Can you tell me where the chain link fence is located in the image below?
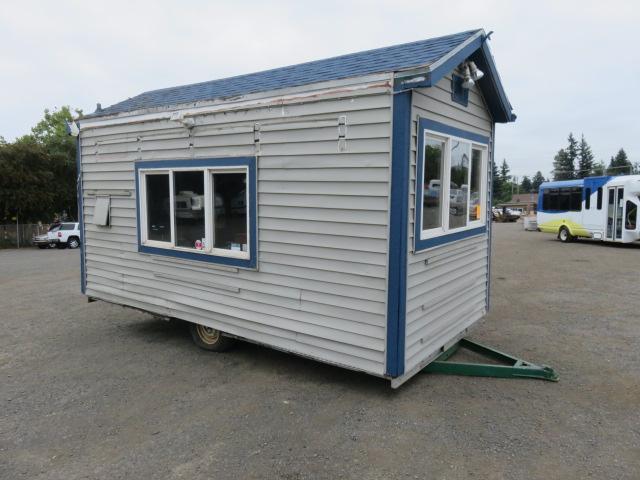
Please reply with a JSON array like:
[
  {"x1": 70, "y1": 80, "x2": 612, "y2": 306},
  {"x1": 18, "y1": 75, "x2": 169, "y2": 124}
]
[{"x1": 0, "y1": 224, "x2": 51, "y2": 248}]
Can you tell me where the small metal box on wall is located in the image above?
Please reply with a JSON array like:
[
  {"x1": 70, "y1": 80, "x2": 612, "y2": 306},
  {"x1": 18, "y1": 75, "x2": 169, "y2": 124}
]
[{"x1": 76, "y1": 29, "x2": 515, "y2": 388}]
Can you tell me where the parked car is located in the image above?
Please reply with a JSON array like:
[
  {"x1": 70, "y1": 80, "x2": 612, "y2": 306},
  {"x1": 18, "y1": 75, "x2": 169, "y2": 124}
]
[
  {"x1": 33, "y1": 224, "x2": 62, "y2": 249},
  {"x1": 54, "y1": 222, "x2": 82, "y2": 249}
]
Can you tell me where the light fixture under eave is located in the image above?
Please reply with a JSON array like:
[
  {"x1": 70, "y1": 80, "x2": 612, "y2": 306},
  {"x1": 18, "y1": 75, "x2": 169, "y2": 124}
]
[
  {"x1": 468, "y1": 61, "x2": 484, "y2": 81},
  {"x1": 461, "y1": 64, "x2": 475, "y2": 89}
]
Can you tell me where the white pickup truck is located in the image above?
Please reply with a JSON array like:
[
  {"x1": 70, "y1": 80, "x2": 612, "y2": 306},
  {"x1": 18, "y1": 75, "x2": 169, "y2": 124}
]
[{"x1": 33, "y1": 222, "x2": 81, "y2": 249}]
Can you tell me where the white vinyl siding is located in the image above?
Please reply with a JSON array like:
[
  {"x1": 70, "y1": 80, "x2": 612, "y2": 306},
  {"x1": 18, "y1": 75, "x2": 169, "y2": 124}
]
[
  {"x1": 405, "y1": 75, "x2": 493, "y2": 373},
  {"x1": 80, "y1": 86, "x2": 392, "y2": 375}
]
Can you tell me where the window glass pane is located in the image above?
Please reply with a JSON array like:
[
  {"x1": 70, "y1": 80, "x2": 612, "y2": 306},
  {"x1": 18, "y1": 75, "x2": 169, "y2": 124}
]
[
  {"x1": 213, "y1": 172, "x2": 248, "y2": 251},
  {"x1": 569, "y1": 187, "x2": 582, "y2": 211},
  {"x1": 469, "y1": 149, "x2": 482, "y2": 221},
  {"x1": 558, "y1": 188, "x2": 570, "y2": 211},
  {"x1": 449, "y1": 140, "x2": 470, "y2": 229},
  {"x1": 146, "y1": 174, "x2": 171, "y2": 242},
  {"x1": 585, "y1": 188, "x2": 591, "y2": 210},
  {"x1": 597, "y1": 187, "x2": 603, "y2": 210},
  {"x1": 625, "y1": 201, "x2": 637, "y2": 230},
  {"x1": 174, "y1": 171, "x2": 205, "y2": 249},
  {"x1": 422, "y1": 138, "x2": 445, "y2": 231},
  {"x1": 616, "y1": 188, "x2": 624, "y2": 238}
]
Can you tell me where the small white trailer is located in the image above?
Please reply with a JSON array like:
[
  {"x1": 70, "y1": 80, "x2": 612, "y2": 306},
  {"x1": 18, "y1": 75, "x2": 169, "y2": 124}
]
[{"x1": 75, "y1": 29, "x2": 520, "y2": 387}]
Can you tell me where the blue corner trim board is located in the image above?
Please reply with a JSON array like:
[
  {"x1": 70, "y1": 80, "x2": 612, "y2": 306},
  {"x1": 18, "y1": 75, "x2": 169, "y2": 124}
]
[
  {"x1": 414, "y1": 117, "x2": 490, "y2": 253},
  {"x1": 134, "y1": 157, "x2": 258, "y2": 269},
  {"x1": 386, "y1": 91, "x2": 411, "y2": 377},
  {"x1": 76, "y1": 132, "x2": 86, "y2": 294}
]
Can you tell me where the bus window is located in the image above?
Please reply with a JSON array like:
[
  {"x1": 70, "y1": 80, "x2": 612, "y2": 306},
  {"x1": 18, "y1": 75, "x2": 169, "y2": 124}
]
[
  {"x1": 569, "y1": 187, "x2": 582, "y2": 211},
  {"x1": 597, "y1": 187, "x2": 603, "y2": 210},
  {"x1": 558, "y1": 188, "x2": 570, "y2": 211},
  {"x1": 585, "y1": 188, "x2": 591, "y2": 209},
  {"x1": 626, "y1": 201, "x2": 637, "y2": 230}
]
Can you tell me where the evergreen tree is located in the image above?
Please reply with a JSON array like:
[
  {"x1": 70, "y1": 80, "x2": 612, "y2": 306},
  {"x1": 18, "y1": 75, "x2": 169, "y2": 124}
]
[
  {"x1": 520, "y1": 175, "x2": 532, "y2": 193},
  {"x1": 553, "y1": 149, "x2": 574, "y2": 180},
  {"x1": 531, "y1": 171, "x2": 546, "y2": 191},
  {"x1": 498, "y1": 159, "x2": 511, "y2": 202},
  {"x1": 491, "y1": 159, "x2": 502, "y2": 202},
  {"x1": 566, "y1": 133, "x2": 578, "y2": 173},
  {"x1": 576, "y1": 134, "x2": 594, "y2": 178},
  {"x1": 607, "y1": 148, "x2": 632, "y2": 176},
  {"x1": 592, "y1": 161, "x2": 606, "y2": 176}
]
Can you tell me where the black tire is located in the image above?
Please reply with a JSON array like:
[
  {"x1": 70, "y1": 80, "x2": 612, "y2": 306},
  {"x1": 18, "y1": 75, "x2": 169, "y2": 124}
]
[
  {"x1": 56, "y1": 242, "x2": 68, "y2": 249},
  {"x1": 189, "y1": 323, "x2": 235, "y2": 352},
  {"x1": 37, "y1": 245, "x2": 48, "y2": 249},
  {"x1": 67, "y1": 236, "x2": 80, "y2": 249},
  {"x1": 558, "y1": 226, "x2": 574, "y2": 243}
]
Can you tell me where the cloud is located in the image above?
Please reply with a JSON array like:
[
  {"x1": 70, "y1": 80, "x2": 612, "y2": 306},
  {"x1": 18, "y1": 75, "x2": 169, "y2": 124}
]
[{"x1": 1, "y1": 0, "x2": 638, "y2": 176}]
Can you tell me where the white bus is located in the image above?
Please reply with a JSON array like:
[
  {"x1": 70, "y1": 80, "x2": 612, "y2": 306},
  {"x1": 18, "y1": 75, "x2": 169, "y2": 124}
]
[{"x1": 537, "y1": 175, "x2": 640, "y2": 243}]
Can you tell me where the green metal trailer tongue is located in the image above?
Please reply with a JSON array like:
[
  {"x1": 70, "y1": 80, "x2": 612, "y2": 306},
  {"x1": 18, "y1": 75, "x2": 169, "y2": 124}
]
[{"x1": 423, "y1": 338, "x2": 559, "y2": 382}]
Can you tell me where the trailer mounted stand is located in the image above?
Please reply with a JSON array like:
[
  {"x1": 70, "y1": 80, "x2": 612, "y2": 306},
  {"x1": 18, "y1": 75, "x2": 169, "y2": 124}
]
[{"x1": 423, "y1": 338, "x2": 559, "y2": 382}]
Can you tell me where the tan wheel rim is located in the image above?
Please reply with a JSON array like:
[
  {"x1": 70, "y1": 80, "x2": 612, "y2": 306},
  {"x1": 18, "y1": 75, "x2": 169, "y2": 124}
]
[{"x1": 196, "y1": 325, "x2": 220, "y2": 345}]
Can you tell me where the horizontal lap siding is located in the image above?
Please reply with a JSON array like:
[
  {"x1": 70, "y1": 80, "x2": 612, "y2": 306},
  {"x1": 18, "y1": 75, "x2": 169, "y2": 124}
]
[
  {"x1": 81, "y1": 90, "x2": 392, "y2": 376},
  {"x1": 405, "y1": 77, "x2": 493, "y2": 373}
]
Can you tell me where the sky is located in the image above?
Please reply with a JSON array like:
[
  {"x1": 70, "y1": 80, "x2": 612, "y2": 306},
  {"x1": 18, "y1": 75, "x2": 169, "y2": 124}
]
[{"x1": 1, "y1": 0, "x2": 639, "y2": 178}]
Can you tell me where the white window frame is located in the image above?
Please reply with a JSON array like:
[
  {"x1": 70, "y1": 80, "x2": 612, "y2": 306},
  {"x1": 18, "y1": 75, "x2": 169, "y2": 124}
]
[
  {"x1": 420, "y1": 129, "x2": 488, "y2": 241},
  {"x1": 138, "y1": 166, "x2": 250, "y2": 260}
]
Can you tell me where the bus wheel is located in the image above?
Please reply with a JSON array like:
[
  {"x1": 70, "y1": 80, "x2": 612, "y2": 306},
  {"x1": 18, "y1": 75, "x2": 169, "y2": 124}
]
[
  {"x1": 189, "y1": 323, "x2": 235, "y2": 352},
  {"x1": 558, "y1": 226, "x2": 574, "y2": 243}
]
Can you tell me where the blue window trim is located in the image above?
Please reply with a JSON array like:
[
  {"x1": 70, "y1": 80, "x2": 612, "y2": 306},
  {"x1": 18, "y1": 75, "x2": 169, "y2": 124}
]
[
  {"x1": 451, "y1": 74, "x2": 469, "y2": 107},
  {"x1": 414, "y1": 118, "x2": 490, "y2": 252},
  {"x1": 385, "y1": 91, "x2": 411, "y2": 378},
  {"x1": 134, "y1": 157, "x2": 258, "y2": 269}
]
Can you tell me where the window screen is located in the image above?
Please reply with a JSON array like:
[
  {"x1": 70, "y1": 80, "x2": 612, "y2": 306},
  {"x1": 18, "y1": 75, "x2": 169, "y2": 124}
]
[
  {"x1": 174, "y1": 171, "x2": 205, "y2": 249},
  {"x1": 213, "y1": 172, "x2": 248, "y2": 252},
  {"x1": 146, "y1": 174, "x2": 171, "y2": 242},
  {"x1": 449, "y1": 140, "x2": 470, "y2": 229},
  {"x1": 422, "y1": 137, "x2": 445, "y2": 231},
  {"x1": 469, "y1": 149, "x2": 482, "y2": 221},
  {"x1": 93, "y1": 196, "x2": 111, "y2": 226}
]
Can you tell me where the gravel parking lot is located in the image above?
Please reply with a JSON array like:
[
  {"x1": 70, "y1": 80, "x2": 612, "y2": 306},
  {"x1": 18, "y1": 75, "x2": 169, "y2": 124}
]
[{"x1": 1, "y1": 223, "x2": 639, "y2": 479}]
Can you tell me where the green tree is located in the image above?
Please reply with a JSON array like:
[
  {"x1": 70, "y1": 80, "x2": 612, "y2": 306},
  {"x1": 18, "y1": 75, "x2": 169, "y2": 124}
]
[
  {"x1": 576, "y1": 134, "x2": 594, "y2": 178},
  {"x1": 22, "y1": 106, "x2": 81, "y2": 219},
  {"x1": 531, "y1": 171, "x2": 546, "y2": 191},
  {"x1": 553, "y1": 149, "x2": 573, "y2": 180},
  {"x1": 491, "y1": 159, "x2": 502, "y2": 202},
  {"x1": 607, "y1": 148, "x2": 632, "y2": 176},
  {"x1": 520, "y1": 175, "x2": 532, "y2": 193},
  {"x1": 592, "y1": 161, "x2": 606, "y2": 176},
  {"x1": 566, "y1": 133, "x2": 578, "y2": 175},
  {"x1": 495, "y1": 159, "x2": 512, "y2": 203},
  {"x1": 0, "y1": 140, "x2": 57, "y2": 222}
]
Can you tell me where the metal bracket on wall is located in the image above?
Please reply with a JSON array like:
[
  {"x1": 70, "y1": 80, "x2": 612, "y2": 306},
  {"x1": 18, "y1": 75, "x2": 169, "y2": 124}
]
[
  {"x1": 422, "y1": 338, "x2": 558, "y2": 382},
  {"x1": 254, "y1": 123, "x2": 261, "y2": 154},
  {"x1": 338, "y1": 115, "x2": 347, "y2": 151}
]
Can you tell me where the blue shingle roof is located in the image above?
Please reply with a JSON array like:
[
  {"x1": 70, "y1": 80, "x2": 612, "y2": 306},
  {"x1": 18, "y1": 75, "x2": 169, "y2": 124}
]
[{"x1": 89, "y1": 29, "x2": 482, "y2": 118}]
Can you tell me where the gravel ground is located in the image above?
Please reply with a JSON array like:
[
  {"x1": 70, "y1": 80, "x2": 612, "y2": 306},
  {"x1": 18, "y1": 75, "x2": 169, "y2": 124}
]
[{"x1": 1, "y1": 223, "x2": 639, "y2": 479}]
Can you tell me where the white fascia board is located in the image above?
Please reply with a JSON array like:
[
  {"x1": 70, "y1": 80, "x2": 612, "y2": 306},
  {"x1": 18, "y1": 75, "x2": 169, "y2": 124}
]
[{"x1": 80, "y1": 73, "x2": 394, "y2": 131}]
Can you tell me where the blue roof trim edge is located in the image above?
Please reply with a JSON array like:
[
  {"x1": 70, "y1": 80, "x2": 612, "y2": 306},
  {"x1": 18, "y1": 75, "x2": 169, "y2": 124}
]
[
  {"x1": 386, "y1": 91, "x2": 411, "y2": 378},
  {"x1": 134, "y1": 157, "x2": 258, "y2": 269}
]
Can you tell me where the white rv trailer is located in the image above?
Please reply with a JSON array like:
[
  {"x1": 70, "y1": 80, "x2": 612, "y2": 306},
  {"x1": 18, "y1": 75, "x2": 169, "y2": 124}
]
[
  {"x1": 75, "y1": 29, "x2": 516, "y2": 387},
  {"x1": 537, "y1": 175, "x2": 640, "y2": 243}
]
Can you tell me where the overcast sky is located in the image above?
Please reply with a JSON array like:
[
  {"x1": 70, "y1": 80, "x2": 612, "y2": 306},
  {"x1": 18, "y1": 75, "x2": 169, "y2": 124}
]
[{"x1": 1, "y1": 1, "x2": 638, "y2": 178}]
